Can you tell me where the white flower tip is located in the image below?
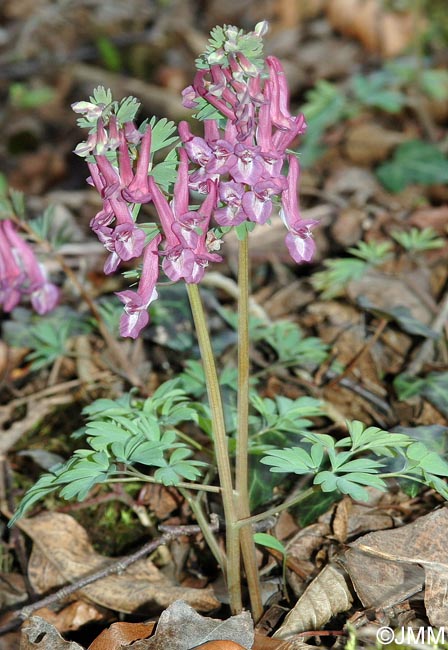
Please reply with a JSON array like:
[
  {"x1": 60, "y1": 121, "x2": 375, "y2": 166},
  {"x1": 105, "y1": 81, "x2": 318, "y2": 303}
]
[{"x1": 255, "y1": 21, "x2": 269, "y2": 37}]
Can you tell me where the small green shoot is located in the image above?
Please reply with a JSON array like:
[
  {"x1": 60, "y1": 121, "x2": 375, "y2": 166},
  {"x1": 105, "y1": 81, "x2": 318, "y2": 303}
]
[
  {"x1": 391, "y1": 227, "x2": 445, "y2": 252},
  {"x1": 376, "y1": 140, "x2": 448, "y2": 193}
]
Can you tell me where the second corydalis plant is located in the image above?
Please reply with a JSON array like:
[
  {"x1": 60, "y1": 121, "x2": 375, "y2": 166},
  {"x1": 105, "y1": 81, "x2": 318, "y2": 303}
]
[
  {"x1": 72, "y1": 22, "x2": 314, "y2": 340},
  {"x1": 0, "y1": 219, "x2": 59, "y2": 315}
]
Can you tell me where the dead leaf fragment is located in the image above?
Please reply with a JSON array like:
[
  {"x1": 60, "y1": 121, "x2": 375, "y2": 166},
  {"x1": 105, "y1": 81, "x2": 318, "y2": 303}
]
[
  {"x1": 345, "y1": 507, "x2": 448, "y2": 626},
  {"x1": 33, "y1": 601, "x2": 104, "y2": 634},
  {"x1": 88, "y1": 622, "x2": 156, "y2": 650},
  {"x1": 19, "y1": 513, "x2": 218, "y2": 614},
  {"x1": 344, "y1": 122, "x2": 405, "y2": 165},
  {"x1": 273, "y1": 565, "x2": 352, "y2": 637},
  {"x1": 128, "y1": 600, "x2": 254, "y2": 650},
  {"x1": 20, "y1": 617, "x2": 84, "y2": 650}
]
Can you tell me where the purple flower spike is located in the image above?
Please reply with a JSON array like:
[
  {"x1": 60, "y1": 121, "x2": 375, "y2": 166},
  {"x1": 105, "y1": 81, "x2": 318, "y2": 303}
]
[
  {"x1": 148, "y1": 176, "x2": 180, "y2": 249},
  {"x1": 117, "y1": 234, "x2": 162, "y2": 338}
]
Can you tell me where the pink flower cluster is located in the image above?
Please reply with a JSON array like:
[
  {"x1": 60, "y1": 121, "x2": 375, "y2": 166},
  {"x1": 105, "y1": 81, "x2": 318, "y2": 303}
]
[
  {"x1": 75, "y1": 29, "x2": 314, "y2": 338},
  {"x1": 0, "y1": 220, "x2": 59, "y2": 315},
  {"x1": 180, "y1": 54, "x2": 316, "y2": 263}
]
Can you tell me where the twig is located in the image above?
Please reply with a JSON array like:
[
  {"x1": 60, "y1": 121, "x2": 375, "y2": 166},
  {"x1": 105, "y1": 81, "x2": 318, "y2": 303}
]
[
  {"x1": 326, "y1": 318, "x2": 388, "y2": 390},
  {"x1": 405, "y1": 290, "x2": 448, "y2": 376},
  {"x1": 0, "y1": 522, "x2": 212, "y2": 636},
  {"x1": 0, "y1": 372, "x2": 112, "y2": 414}
]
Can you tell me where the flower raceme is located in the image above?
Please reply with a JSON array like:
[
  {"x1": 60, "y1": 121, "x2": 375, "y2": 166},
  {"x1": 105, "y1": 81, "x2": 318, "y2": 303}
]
[
  {"x1": 74, "y1": 23, "x2": 316, "y2": 338},
  {"x1": 0, "y1": 220, "x2": 59, "y2": 315}
]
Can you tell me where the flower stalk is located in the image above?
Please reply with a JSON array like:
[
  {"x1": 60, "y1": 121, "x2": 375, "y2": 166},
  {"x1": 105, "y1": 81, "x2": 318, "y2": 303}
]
[
  {"x1": 235, "y1": 236, "x2": 263, "y2": 621},
  {"x1": 187, "y1": 283, "x2": 242, "y2": 612}
]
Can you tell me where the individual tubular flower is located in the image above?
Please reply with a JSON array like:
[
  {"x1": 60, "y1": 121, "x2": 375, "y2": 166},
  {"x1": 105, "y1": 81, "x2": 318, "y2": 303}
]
[
  {"x1": 0, "y1": 220, "x2": 59, "y2": 315},
  {"x1": 116, "y1": 234, "x2": 162, "y2": 339},
  {"x1": 281, "y1": 155, "x2": 317, "y2": 263},
  {"x1": 148, "y1": 150, "x2": 194, "y2": 282}
]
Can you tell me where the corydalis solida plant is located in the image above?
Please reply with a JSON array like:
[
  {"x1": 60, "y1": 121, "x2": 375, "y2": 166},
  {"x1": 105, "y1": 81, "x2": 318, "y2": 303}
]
[
  {"x1": 70, "y1": 22, "x2": 312, "y2": 617},
  {"x1": 72, "y1": 22, "x2": 314, "y2": 339}
]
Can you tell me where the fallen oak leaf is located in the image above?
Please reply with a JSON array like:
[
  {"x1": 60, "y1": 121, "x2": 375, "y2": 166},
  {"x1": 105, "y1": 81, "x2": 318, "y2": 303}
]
[{"x1": 88, "y1": 622, "x2": 156, "y2": 650}]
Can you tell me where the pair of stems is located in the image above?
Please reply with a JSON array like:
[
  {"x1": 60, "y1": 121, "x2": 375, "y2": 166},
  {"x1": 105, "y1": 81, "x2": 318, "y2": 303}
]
[{"x1": 187, "y1": 236, "x2": 263, "y2": 620}]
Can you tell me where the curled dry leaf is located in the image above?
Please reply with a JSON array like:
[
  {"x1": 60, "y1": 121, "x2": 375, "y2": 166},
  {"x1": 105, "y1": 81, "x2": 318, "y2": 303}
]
[{"x1": 273, "y1": 565, "x2": 352, "y2": 637}]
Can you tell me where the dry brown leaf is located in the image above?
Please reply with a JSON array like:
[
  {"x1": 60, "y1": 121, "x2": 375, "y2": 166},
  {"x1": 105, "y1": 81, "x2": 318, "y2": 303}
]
[
  {"x1": 88, "y1": 622, "x2": 155, "y2": 650},
  {"x1": 330, "y1": 208, "x2": 365, "y2": 248},
  {"x1": 344, "y1": 122, "x2": 406, "y2": 165},
  {"x1": 286, "y1": 521, "x2": 330, "y2": 579},
  {"x1": 326, "y1": 0, "x2": 425, "y2": 57},
  {"x1": 273, "y1": 565, "x2": 352, "y2": 637},
  {"x1": 125, "y1": 600, "x2": 254, "y2": 650},
  {"x1": 19, "y1": 513, "x2": 219, "y2": 614},
  {"x1": 19, "y1": 617, "x2": 84, "y2": 650},
  {"x1": 345, "y1": 507, "x2": 448, "y2": 626},
  {"x1": 347, "y1": 268, "x2": 435, "y2": 324},
  {"x1": 409, "y1": 206, "x2": 448, "y2": 235},
  {"x1": 331, "y1": 498, "x2": 351, "y2": 544},
  {"x1": 33, "y1": 602, "x2": 105, "y2": 634},
  {"x1": 0, "y1": 573, "x2": 27, "y2": 609}
]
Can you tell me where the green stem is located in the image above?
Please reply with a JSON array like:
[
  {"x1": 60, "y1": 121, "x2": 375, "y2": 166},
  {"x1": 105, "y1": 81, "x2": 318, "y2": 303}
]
[
  {"x1": 187, "y1": 283, "x2": 242, "y2": 613},
  {"x1": 234, "y1": 487, "x2": 317, "y2": 529},
  {"x1": 118, "y1": 472, "x2": 221, "y2": 493},
  {"x1": 235, "y1": 236, "x2": 263, "y2": 621},
  {"x1": 178, "y1": 487, "x2": 224, "y2": 570}
]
